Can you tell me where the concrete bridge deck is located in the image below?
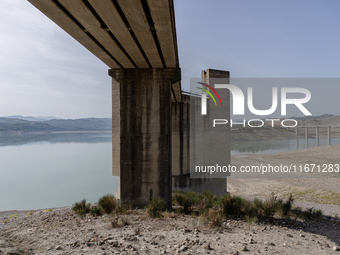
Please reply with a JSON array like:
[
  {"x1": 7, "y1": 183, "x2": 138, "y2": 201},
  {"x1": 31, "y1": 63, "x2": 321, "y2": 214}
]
[{"x1": 28, "y1": 0, "x2": 182, "y2": 102}]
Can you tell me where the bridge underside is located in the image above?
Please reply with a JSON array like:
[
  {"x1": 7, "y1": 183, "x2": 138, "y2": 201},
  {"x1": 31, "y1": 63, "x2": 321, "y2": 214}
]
[
  {"x1": 28, "y1": 0, "x2": 182, "y2": 102},
  {"x1": 28, "y1": 0, "x2": 229, "y2": 208}
]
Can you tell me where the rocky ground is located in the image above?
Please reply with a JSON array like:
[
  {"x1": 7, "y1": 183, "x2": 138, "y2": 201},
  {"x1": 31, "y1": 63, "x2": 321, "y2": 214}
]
[
  {"x1": 1, "y1": 207, "x2": 340, "y2": 255},
  {"x1": 229, "y1": 144, "x2": 340, "y2": 217}
]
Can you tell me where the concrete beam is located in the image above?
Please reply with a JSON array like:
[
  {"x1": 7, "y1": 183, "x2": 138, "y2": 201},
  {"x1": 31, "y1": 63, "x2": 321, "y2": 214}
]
[
  {"x1": 59, "y1": 0, "x2": 134, "y2": 68},
  {"x1": 148, "y1": 0, "x2": 177, "y2": 68},
  {"x1": 28, "y1": 0, "x2": 120, "y2": 68},
  {"x1": 117, "y1": 0, "x2": 164, "y2": 68},
  {"x1": 171, "y1": 81, "x2": 182, "y2": 102},
  {"x1": 89, "y1": 0, "x2": 149, "y2": 68}
]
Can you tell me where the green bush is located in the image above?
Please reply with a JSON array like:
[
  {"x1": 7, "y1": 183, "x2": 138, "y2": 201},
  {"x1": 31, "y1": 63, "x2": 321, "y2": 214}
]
[
  {"x1": 291, "y1": 207, "x2": 302, "y2": 218},
  {"x1": 171, "y1": 191, "x2": 323, "y2": 223},
  {"x1": 302, "y1": 208, "x2": 313, "y2": 220},
  {"x1": 72, "y1": 199, "x2": 90, "y2": 216},
  {"x1": 173, "y1": 191, "x2": 217, "y2": 214},
  {"x1": 250, "y1": 198, "x2": 264, "y2": 217},
  {"x1": 145, "y1": 198, "x2": 165, "y2": 218},
  {"x1": 202, "y1": 191, "x2": 216, "y2": 208},
  {"x1": 186, "y1": 191, "x2": 204, "y2": 206},
  {"x1": 279, "y1": 195, "x2": 294, "y2": 217},
  {"x1": 173, "y1": 191, "x2": 192, "y2": 213},
  {"x1": 301, "y1": 208, "x2": 323, "y2": 220},
  {"x1": 115, "y1": 201, "x2": 131, "y2": 215},
  {"x1": 245, "y1": 215, "x2": 258, "y2": 229},
  {"x1": 90, "y1": 206, "x2": 103, "y2": 217},
  {"x1": 220, "y1": 194, "x2": 247, "y2": 217},
  {"x1": 98, "y1": 194, "x2": 117, "y2": 214},
  {"x1": 263, "y1": 193, "x2": 280, "y2": 219},
  {"x1": 312, "y1": 209, "x2": 323, "y2": 220}
]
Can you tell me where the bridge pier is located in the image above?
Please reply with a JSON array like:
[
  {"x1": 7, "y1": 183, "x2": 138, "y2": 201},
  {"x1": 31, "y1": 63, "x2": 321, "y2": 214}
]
[
  {"x1": 316, "y1": 126, "x2": 319, "y2": 146},
  {"x1": 109, "y1": 68, "x2": 180, "y2": 209},
  {"x1": 328, "y1": 126, "x2": 331, "y2": 145}
]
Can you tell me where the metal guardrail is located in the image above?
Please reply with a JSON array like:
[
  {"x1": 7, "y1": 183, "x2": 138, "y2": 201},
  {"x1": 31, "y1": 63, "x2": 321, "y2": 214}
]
[{"x1": 181, "y1": 89, "x2": 201, "y2": 98}]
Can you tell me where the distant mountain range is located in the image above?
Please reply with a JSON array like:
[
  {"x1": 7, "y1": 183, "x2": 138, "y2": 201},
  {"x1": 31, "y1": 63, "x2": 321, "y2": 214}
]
[
  {"x1": 288, "y1": 114, "x2": 334, "y2": 121},
  {"x1": 0, "y1": 116, "x2": 112, "y2": 135},
  {"x1": 4, "y1": 115, "x2": 57, "y2": 122}
]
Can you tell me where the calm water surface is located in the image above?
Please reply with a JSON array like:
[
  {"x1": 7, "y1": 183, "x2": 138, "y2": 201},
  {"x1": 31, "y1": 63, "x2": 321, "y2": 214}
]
[
  {"x1": 0, "y1": 133, "x2": 117, "y2": 211},
  {"x1": 1, "y1": 133, "x2": 339, "y2": 210}
]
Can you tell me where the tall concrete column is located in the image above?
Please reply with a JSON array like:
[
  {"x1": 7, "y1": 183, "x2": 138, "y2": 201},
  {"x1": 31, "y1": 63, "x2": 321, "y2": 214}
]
[
  {"x1": 172, "y1": 94, "x2": 190, "y2": 188},
  {"x1": 305, "y1": 127, "x2": 308, "y2": 148},
  {"x1": 295, "y1": 127, "x2": 298, "y2": 135},
  {"x1": 328, "y1": 126, "x2": 331, "y2": 145},
  {"x1": 316, "y1": 126, "x2": 319, "y2": 146},
  {"x1": 109, "y1": 68, "x2": 180, "y2": 209}
]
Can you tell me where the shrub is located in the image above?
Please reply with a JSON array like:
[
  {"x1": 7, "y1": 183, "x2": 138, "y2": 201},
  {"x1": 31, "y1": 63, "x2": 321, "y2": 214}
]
[
  {"x1": 145, "y1": 198, "x2": 165, "y2": 218},
  {"x1": 279, "y1": 195, "x2": 294, "y2": 217},
  {"x1": 98, "y1": 194, "x2": 117, "y2": 214},
  {"x1": 302, "y1": 208, "x2": 313, "y2": 220},
  {"x1": 115, "y1": 201, "x2": 131, "y2": 215},
  {"x1": 72, "y1": 199, "x2": 90, "y2": 216},
  {"x1": 301, "y1": 208, "x2": 323, "y2": 220},
  {"x1": 220, "y1": 194, "x2": 247, "y2": 217},
  {"x1": 77, "y1": 209, "x2": 87, "y2": 217},
  {"x1": 263, "y1": 192, "x2": 281, "y2": 219},
  {"x1": 245, "y1": 215, "x2": 258, "y2": 229},
  {"x1": 202, "y1": 191, "x2": 216, "y2": 209},
  {"x1": 185, "y1": 191, "x2": 204, "y2": 206},
  {"x1": 312, "y1": 209, "x2": 323, "y2": 220},
  {"x1": 291, "y1": 207, "x2": 303, "y2": 219},
  {"x1": 263, "y1": 201, "x2": 276, "y2": 219},
  {"x1": 90, "y1": 206, "x2": 103, "y2": 217},
  {"x1": 250, "y1": 198, "x2": 263, "y2": 217},
  {"x1": 173, "y1": 191, "x2": 192, "y2": 214},
  {"x1": 207, "y1": 208, "x2": 222, "y2": 227}
]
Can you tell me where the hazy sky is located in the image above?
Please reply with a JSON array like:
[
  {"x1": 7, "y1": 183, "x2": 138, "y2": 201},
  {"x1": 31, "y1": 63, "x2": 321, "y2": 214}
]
[{"x1": 1, "y1": 0, "x2": 340, "y2": 119}]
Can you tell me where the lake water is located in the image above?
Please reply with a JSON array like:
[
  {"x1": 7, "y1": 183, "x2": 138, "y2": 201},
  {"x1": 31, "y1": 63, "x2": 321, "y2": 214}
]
[
  {"x1": 1, "y1": 133, "x2": 339, "y2": 211},
  {"x1": 0, "y1": 133, "x2": 117, "y2": 211}
]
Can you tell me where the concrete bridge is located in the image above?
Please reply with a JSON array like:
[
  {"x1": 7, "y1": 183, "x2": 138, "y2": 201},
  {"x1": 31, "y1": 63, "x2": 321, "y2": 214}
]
[{"x1": 28, "y1": 0, "x2": 229, "y2": 208}]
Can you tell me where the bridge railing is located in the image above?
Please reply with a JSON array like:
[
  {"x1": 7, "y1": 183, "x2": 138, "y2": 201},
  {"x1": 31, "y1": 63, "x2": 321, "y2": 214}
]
[{"x1": 181, "y1": 89, "x2": 201, "y2": 98}]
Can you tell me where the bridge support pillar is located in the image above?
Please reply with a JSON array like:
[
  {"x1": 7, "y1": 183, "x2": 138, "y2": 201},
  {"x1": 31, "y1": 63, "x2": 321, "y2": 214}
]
[
  {"x1": 109, "y1": 68, "x2": 181, "y2": 209},
  {"x1": 328, "y1": 126, "x2": 331, "y2": 145},
  {"x1": 316, "y1": 127, "x2": 319, "y2": 146}
]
